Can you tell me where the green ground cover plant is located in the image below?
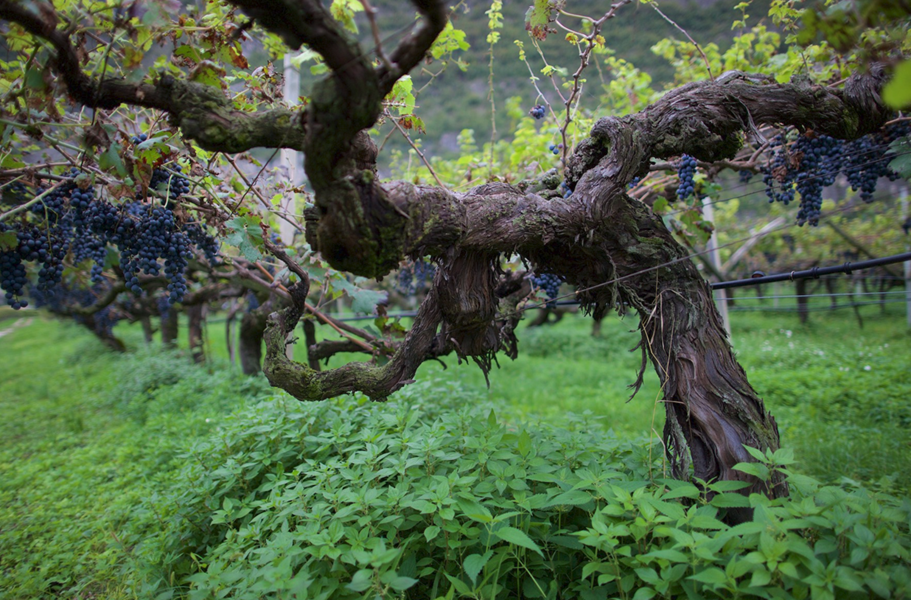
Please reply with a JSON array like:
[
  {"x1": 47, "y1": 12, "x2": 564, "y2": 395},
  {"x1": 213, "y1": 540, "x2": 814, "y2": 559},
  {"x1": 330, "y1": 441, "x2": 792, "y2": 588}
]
[
  {"x1": 1, "y1": 304, "x2": 910, "y2": 599},
  {"x1": 0, "y1": 314, "x2": 271, "y2": 598}
]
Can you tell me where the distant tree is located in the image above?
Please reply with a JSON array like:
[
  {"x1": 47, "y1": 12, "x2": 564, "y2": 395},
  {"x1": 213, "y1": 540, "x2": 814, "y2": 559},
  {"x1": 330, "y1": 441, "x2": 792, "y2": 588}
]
[{"x1": 1, "y1": 0, "x2": 908, "y2": 517}]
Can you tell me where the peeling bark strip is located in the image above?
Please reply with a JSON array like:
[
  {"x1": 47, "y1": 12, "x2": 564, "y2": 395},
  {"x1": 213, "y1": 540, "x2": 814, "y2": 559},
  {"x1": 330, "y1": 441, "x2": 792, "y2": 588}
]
[{"x1": 3, "y1": 0, "x2": 899, "y2": 507}]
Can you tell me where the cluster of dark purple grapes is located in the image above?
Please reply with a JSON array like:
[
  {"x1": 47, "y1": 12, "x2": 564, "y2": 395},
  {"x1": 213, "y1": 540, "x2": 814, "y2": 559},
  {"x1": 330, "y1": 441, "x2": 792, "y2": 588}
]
[
  {"x1": 1, "y1": 224, "x2": 30, "y2": 309},
  {"x1": 1, "y1": 176, "x2": 83, "y2": 307},
  {"x1": 628, "y1": 176, "x2": 641, "y2": 189},
  {"x1": 761, "y1": 122, "x2": 910, "y2": 225},
  {"x1": 548, "y1": 143, "x2": 563, "y2": 155},
  {"x1": 761, "y1": 134, "x2": 796, "y2": 205},
  {"x1": 185, "y1": 222, "x2": 219, "y2": 264},
  {"x1": 12, "y1": 225, "x2": 67, "y2": 293},
  {"x1": 0, "y1": 168, "x2": 219, "y2": 310},
  {"x1": 676, "y1": 154, "x2": 698, "y2": 200},
  {"x1": 792, "y1": 133, "x2": 842, "y2": 225},
  {"x1": 531, "y1": 272, "x2": 562, "y2": 308},
  {"x1": 842, "y1": 121, "x2": 910, "y2": 203},
  {"x1": 148, "y1": 164, "x2": 190, "y2": 202},
  {"x1": 396, "y1": 260, "x2": 436, "y2": 295},
  {"x1": 560, "y1": 181, "x2": 572, "y2": 198},
  {"x1": 132, "y1": 134, "x2": 191, "y2": 203},
  {"x1": 118, "y1": 204, "x2": 195, "y2": 303},
  {"x1": 28, "y1": 176, "x2": 72, "y2": 225},
  {"x1": 738, "y1": 169, "x2": 754, "y2": 184},
  {"x1": 529, "y1": 105, "x2": 546, "y2": 120}
]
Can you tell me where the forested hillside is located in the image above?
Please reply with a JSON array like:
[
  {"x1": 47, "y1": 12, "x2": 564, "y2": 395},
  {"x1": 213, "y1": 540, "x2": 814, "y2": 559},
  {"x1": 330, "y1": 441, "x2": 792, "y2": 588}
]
[{"x1": 331, "y1": 0, "x2": 774, "y2": 156}]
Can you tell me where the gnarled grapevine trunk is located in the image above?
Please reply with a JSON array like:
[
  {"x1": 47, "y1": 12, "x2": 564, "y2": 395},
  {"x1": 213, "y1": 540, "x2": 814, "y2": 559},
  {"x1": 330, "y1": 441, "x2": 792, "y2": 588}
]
[
  {"x1": 239, "y1": 304, "x2": 270, "y2": 376},
  {"x1": 186, "y1": 304, "x2": 206, "y2": 364},
  {"x1": 160, "y1": 309, "x2": 178, "y2": 348}
]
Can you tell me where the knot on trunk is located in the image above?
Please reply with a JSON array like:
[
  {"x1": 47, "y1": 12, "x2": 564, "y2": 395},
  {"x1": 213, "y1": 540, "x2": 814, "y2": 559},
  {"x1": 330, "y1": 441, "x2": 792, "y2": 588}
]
[{"x1": 312, "y1": 179, "x2": 407, "y2": 277}]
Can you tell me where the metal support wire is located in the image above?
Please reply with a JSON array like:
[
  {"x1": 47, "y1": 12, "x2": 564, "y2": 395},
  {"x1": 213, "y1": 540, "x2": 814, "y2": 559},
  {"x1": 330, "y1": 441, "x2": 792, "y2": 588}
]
[
  {"x1": 728, "y1": 298, "x2": 909, "y2": 312},
  {"x1": 711, "y1": 251, "x2": 911, "y2": 290}
]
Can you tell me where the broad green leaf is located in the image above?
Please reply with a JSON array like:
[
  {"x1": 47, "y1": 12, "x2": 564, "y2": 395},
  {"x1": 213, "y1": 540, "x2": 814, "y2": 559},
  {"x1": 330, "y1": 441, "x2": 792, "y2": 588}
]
[
  {"x1": 445, "y1": 573, "x2": 473, "y2": 595},
  {"x1": 632, "y1": 587, "x2": 657, "y2": 600},
  {"x1": 582, "y1": 561, "x2": 604, "y2": 581},
  {"x1": 330, "y1": 277, "x2": 387, "y2": 314},
  {"x1": 525, "y1": 0, "x2": 559, "y2": 41},
  {"x1": 463, "y1": 551, "x2": 493, "y2": 585},
  {"x1": 0, "y1": 230, "x2": 18, "y2": 251},
  {"x1": 635, "y1": 567, "x2": 660, "y2": 585},
  {"x1": 494, "y1": 526, "x2": 544, "y2": 557},
  {"x1": 288, "y1": 47, "x2": 321, "y2": 69},
  {"x1": 388, "y1": 76, "x2": 416, "y2": 116},
  {"x1": 456, "y1": 498, "x2": 492, "y2": 523},
  {"x1": 430, "y1": 22, "x2": 469, "y2": 59},
  {"x1": 24, "y1": 67, "x2": 46, "y2": 90},
  {"x1": 517, "y1": 430, "x2": 532, "y2": 457},
  {"x1": 189, "y1": 61, "x2": 227, "y2": 89},
  {"x1": 883, "y1": 58, "x2": 911, "y2": 109},
  {"x1": 707, "y1": 479, "x2": 752, "y2": 492},
  {"x1": 743, "y1": 446, "x2": 768, "y2": 462},
  {"x1": 98, "y1": 143, "x2": 128, "y2": 177},
  {"x1": 543, "y1": 490, "x2": 592, "y2": 508},
  {"x1": 661, "y1": 482, "x2": 700, "y2": 499},
  {"x1": 225, "y1": 217, "x2": 263, "y2": 261},
  {"x1": 380, "y1": 572, "x2": 418, "y2": 591},
  {"x1": 346, "y1": 569, "x2": 372, "y2": 592},
  {"x1": 349, "y1": 289, "x2": 386, "y2": 314},
  {"x1": 424, "y1": 526, "x2": 441, "y2": 542},
  {"x1": 733, "y1": 462, "x2": 770, "y2": 479},
  {"x1": 710, "y1": 493, "x2": 752, "y2": 508},
  {"x1": 888, "y1": 138, "x2": 911, "y2": 179},
  {"x1": 330, "y1": 0, "x2": 363, "y2": 33}
]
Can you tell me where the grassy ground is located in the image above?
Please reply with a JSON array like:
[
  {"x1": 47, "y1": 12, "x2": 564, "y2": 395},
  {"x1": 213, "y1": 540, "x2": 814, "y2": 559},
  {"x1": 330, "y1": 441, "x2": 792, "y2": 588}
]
[
  {"x1": 5, "y1": 297, "x2": 910, "y2": 485},
  {"x1": 1, "y1": 300, "x2": 909, "y2": 597}
]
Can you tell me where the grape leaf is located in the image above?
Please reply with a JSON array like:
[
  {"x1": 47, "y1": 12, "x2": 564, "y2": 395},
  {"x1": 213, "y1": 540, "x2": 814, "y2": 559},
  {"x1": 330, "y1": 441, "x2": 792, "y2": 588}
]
[
  {"x1": 225, "y1": 217, "x2": 263, "y2": 261},
  {"x1": 332, "y1": 277, "x2": 387, "y2": 314},
  {"x1": 883, "y1": 59, "x2": 911, "y2": 109},
  {"x1": 98, "y1": 143, "x2": 128, "y2": 178},
  {"x1": 888, "y1": 138, "x2": 911, "y2": 179},
  {"x1": 189, "y1": 60, "x2": 227, "y2": 89},
  {"x1": 0, "y1": 230, "x2": 18, "y2": 251},
  {"x1": 525, "y1": 0, "x2": 564, "y2": 41}
]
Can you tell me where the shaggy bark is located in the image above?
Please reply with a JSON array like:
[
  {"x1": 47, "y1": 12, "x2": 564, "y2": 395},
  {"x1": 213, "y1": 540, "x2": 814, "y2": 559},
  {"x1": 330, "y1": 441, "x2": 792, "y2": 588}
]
[
  {"x1": 140, "y1": 316, "x2": 154, "y2": 345},
  {"x1": 239, "y1": 303, "x2": 271, "y2": 376},
  {"x1": 186, "y1": 304, "x2": 206, "y2": 364},
  {"x1": 160, "y1": 309, "x2": 178, "y2": 348}
]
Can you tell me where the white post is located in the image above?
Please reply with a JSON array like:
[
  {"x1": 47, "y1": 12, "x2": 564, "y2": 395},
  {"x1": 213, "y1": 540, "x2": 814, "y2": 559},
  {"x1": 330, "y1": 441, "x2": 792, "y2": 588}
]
[
  {"x1": 280, "y1": 54, "x2": 303, "y2": 247},
  {"x1": 702, "y1": 197, "x2": 732, "y2": 338},
  {"x1": 902, "y1": 189, "x2": 910, "y2": 328},
  {"x1": 281, "y1": 55, "x2": 304, "y2": 360}
]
